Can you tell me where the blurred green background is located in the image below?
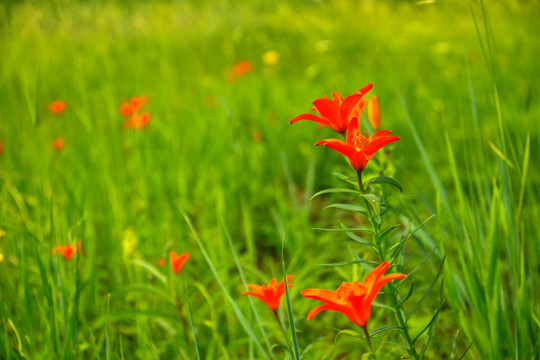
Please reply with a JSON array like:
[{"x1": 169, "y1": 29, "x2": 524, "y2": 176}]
[{"x1": 0, "y1": 0, "x2": 538, "y2": 359}]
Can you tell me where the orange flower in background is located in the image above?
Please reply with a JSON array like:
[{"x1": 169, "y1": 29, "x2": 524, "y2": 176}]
[
  {"x1": 49, "y1": 100, "x2": 67, "y2": 115},
  {"x1": 301, "y1": 261, "x2": 406, "y2": 328},
  {"x1": 130, "y1": 95, "x2": 147, "y2": 112},
  {"x1": 52, "y1": 137, "x2": 65, "y2": 151},
  {"x1": 120, "y1": 102, "x2": 131, "y2": 117},
  {"x1": 315, "y1": 117, "x2": 399, "y2": 173},
  {"x1": 290, "y1": 83, "x2": 373, "y2": 134},
  {"x1": 368, "y1": 96, "x2": 381, "y2": 131},
  {"x1": 157, "y1": 258, "x2": 165, "y2": 267},
  {"x1": 51, "y1": 240, "x2": 82, "y2": 260},
  {"x1": 123, "y1": 112, "x2": 150, "y2": 130},
  {"x1": 0, "y1": 141, "x2": 4, "y2": 156},
  {"x1": 120, "y1": 96, "x2": 150, "y2": 130},
  {"x1": 227, "y1": 60, "x2": 253, "y2": 83},
  {"x1": 243, "y1": 275, "x2": 293, "y2": 311},
  {"x1": 169, "y1": 251, "x2": 189, "y2": 274}
]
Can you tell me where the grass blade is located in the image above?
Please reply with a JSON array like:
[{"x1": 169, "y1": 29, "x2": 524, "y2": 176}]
[{"x1": 182, "y1": 212, "x2": 269, "y2": 360}]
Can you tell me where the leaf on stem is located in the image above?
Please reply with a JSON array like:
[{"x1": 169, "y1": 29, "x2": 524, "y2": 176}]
[
  {"x1": 364, "y1": 176, "x2": 403, "y2": 192},
  {"x1": 311, "y1": 188, "x2": 363, "y2": 200}
]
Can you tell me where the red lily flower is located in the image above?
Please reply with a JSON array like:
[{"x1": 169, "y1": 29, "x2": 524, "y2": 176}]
[
  {"x1": 368, "y1": 96, "x2": 381, "y2": 131},
  {"x1": 228, "y1": 60, "x2": 253, "y2": 83},
  {"x1": 49, "y1": 100, "x2": 67, "y2": 115},
  {"x1": 315, "y1": 117, "x2": 399, "y2": 172},
  {"x1": 52, "y1": 137, "x2": 65, "y2": 151},
  {"x1": 120, "y1": 96, "x2": 150, "y2": 130},
  {"x1": 51, "y1": 240, "x2": 82, "y2": 260},
  {"x1": 301, "y1": 261, "x2": 406, "y2": 328},
  {"x1": 243, "y1": 275, "x2": 293, "y2": 311},
  {"x1": 169, "y1": 251, "x2": 189, "y2": 274},
  {"x1": 289, "y1": 83, "x2": 373, "y2": 134}
]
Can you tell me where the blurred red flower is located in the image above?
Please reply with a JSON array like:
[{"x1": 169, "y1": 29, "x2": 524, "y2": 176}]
[
  {"x1": 51, "y1": 240, "x2": 82, "y2": 260},
  {"x1": 368, "y1": 96, "x2": 380, "y2": 131},
  {"x1": 157, "y1": 258, "x2": 165, "y2": 267},
  {"x1": 120, "y1": 96, "x2": 150, "y2": 130},
  {"x1": 169, "y1": 251, "x2": 189, "y2": 274},
  {"x1": 228, "y1": 60, "x2": 253, "y2": 83},
  {"x1": 243, "y1": 275, "x2": 293, "y2": 311},
  {"x1": 315, "y1": 117, "x2": 399, "y2": 173},
  {"x1": 49, "y1": 100, "x2": 67, "y2": 115},
  {"x1": 290, "y1": 83, "x2": 372, "y2": 134},
  {"x1": 301, "y1": 261, "x2": 406, "y2": 328},
  {"x1": 52, "y1": 137, "x2": 65, "y2": 151},
  {"x1": 0, "y1": 141, "x2": 4, "y2": 156}
]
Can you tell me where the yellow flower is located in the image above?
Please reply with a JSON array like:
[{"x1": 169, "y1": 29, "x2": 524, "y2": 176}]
[
  {"x1": 122, "y1": 228, "x2": 138, "y2": 259},
  {"x1": 262, "y1": 50, "x2": 279, "y2": 66}
]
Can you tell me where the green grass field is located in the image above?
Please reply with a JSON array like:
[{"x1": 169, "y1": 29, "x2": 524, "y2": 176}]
[{"x1": 1, "y1": 0, "x2": 539, "y2": 359}]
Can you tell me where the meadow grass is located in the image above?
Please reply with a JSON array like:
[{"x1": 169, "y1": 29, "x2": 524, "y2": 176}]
[{"x1": 0, "y1": 0, "x2": 539, "y2": 359}]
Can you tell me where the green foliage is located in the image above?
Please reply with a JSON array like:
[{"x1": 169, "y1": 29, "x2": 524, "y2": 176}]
[{"x1": 0, "y1": 0, "x2": 538, "y2": 359}]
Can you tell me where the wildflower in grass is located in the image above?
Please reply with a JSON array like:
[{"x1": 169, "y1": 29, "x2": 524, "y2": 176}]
[
  {"x1": 52, "y1": 137, "x2": 65, "y2": 151},
  {"x1": 169, "y1": 251, "x2": 190, "y2": 274},
  {"x1": 49, "y1": 100, "x2": 67, "y2": 115},
  {"x1": 368, "y1": 96, "x2": 380, "y2": 131},
  {"x1": 157, "y1": 258, "x2": 165, "y2": 267},
  {"x1": 289, "y1": 83, "x2": 373, "y2": 134},
  {"x1": 262, "y1": 50, "x2": 279, "y2": 66},
  {"x1": 120, "y1": 96, "x2": 150, "y2": 130},
  {"x1": 301, "y1": 261, "x2": 405, "y2": 328},
  {"x1": 51, "y1": 240, "x2": 82, "y2": 260},
  {"x1": 0, "y1": 249, "x2": 3, "y2": 263},
  {"x1": 252, "y1": 129, "x2": 263, "y2": 143},
  {"x1": 315, "y1": 117, "x2": 399, "y2": 174},
  {"x1": 121, "y1": 228, "x2": 138, "y2": 260},
  {"x1": 123, "y1": 112, "x2": 150, "y2": 130},
  {"x1": 227, "y1": 60, "x2": 252, "y2": 83},
  {"x1": 243, "y1": 275, "x2": 293, "y2": 312},
  {"x1": 0, "y1": 141, "x2": 3, "y2": 156}
]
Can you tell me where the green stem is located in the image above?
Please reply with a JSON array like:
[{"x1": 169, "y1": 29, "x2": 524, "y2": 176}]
[
  {"x1": 273, "y1": 309, "x2": 286, "y2": 337},
  {"x1": 361, "y1": 325, "x2": 374, "y2": 353},
  {"x1": 388, "y1": 283, "x2": 420, "y2": 360},
  {"x1": 174, "y1": 293, "x2": 191, "y2": 347},
  {"x1": 357, "y1": 170, "x2": 365, "y2": 193}
]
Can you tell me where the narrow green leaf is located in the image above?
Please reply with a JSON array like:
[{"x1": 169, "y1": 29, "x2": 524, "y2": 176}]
[
  {"x1": 281, "y1": 237, "x2": 300, "y2": 360},
  {"x1": 318, "y1": 260, "x2": 374, "y2": 267},
  {"x1": 407, "y1": 256, "x2": 446, "y2": 321},
  {"x1": 406, "y1": 240, "x2": 443, "y2": 278},
  {"x1": 184, "y1": 283, "x2": 201, "y2": 360},
  {"x1": 324, "y1": 203, "x2": 368, "y2": 217},
  {"x1": 376, "y1": 224, "x2": 400, "y2": 245},
  {"x1": 222, "y1": 222, "x2": 274, "y2": 358},
  {"x1": 487, "y1": 140, "x2": 514, "y2": 169},
  {"x1": 369, "y1": 326, "x2": 400, "y2": 337},
  {"x1": 183, "y1": 212, "x2": 269, "y2": 360},
  {"x1": 458, "y1": 339, "x2": 475, "y2": 360},
  {"x1": 419, "y1": 280, "x2": 445, "y2": 357},
  {"x1": 334, "y1": 329, "x2": 361, "y2": 344},
  {"x1": 130, "y1": 259, "x2": 167, "y2": 284},
  {"x1": 332, "y1": 172, "x2": 360, "y2": 188},
  {"x1": 360, "y1": 194, "x2": 380, "y2": 216},
  {"x1": 311, "y1": 188, "x2": 362, "y2": 200},
  {"x1": 397, "y1": 279, "x2": 415, "y2": 308},
  {"x1": 365, "y1": 176, "x2": 403, "y2": 192},
  {"x1": 313, "y1": 226, "x2": 373, "y2": 233},
  {"x1": 450, "y1": 330, "x2": 460, "y2": 360}
]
